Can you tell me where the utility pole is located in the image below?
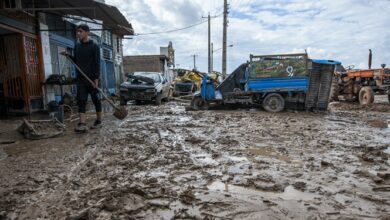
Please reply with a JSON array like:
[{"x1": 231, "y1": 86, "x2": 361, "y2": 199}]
[
  {"x1": 202, "y1": 13, "x2": 217, "y2": 73},
  {"x1": 211, "y1": 43, "x2": 213, "y2": 72},
  {"x1": 222, "y1": 0, "x2": 229, "y2": 76},
  {"x1": 208, "y1": 13, "x2": 211, "y2": 73},
  {"x1": 192, "y1": 54, "x2": 198, "y2": 70}
]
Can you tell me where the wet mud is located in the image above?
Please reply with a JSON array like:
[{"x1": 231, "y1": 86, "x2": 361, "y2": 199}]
[{"x1": 0, "y1": 97, "x2": 389, "y2": 219}]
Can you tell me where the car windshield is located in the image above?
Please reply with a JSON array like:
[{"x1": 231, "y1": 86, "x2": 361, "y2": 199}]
[{"x1": 127, "y1": 72, "x2": 161, "y2": 84}]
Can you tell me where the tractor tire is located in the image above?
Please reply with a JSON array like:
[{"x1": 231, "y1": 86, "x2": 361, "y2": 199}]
[
  {"x1": 329, "y1": 78, "x2": 339, "y2": 102},
  {"x1": 155, "y1": 93, "x2": 162, "y2": 106},
  {"x1": 358, "y1": 86, "x2": 374, "y2": 105},
  {"x1": 120, "y1": 97, "x2": 127, "y2": 106},
  {"x1": 262, "y1": 93, "x2": 285, "y2": 112},
  {"x1": 191, "y1": 96, "x2": 209, "y2": 110}
]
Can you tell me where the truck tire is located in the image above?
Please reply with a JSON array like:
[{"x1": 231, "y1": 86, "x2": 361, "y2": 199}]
[
  {"x1": 155, "y1": 93, "x2": 162, "y2": 106},
  {"x1": 120, "y1": 97, "x2": 127, "y2": 106},
  {"x1": 358, "y1": 86, "x2": 374, "y2": 105},
  {"x1": 329, "y1": 78, "x2": 339, "y2": 102},
  {"x1": 191, "y1": 96, "x2": 209, "y2": 110},
  {"x1": 262, "y1": 93, "x2": 285, "y2": 112}
]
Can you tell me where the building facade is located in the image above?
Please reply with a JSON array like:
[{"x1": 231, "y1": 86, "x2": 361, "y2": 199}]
[{"x1": 0, "y1": 0, "x2": 133, "y2": 115}]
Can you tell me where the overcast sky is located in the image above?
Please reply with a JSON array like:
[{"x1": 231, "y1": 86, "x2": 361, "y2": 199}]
[{"x1": 106, "y1": 0, "x2": 390, "y2": 73}]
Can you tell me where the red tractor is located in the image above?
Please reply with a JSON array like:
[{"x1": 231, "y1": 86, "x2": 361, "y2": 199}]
[{"x1": 330, "y1": 50, "x2": 390, "y2": 104}]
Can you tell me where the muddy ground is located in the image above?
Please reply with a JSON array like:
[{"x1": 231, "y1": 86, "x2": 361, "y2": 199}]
[{"x1": 0, "y1": 96, "x2": 389, "y2": 220}]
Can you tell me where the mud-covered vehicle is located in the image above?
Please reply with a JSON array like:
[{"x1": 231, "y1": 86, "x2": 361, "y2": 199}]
[
  {"x1": 119, "y1": 72, "x2": 171, "y2": 105},
  {"x1": 191, "y1": 53, "x2": 340, "y2": 112}
]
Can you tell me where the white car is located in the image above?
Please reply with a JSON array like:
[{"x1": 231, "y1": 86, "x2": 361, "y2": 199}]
[{"x1": 120, "y1": 72, "x2": 171, "y2": 105}]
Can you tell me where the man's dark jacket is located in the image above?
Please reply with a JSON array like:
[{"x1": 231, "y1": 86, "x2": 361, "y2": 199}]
[{"x1": 73, "y1": 39, "x2": 100, "y2": 83}]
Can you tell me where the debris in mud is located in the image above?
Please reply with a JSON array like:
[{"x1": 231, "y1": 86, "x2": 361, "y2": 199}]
[
  {"x1": 292, "y1": 181, "x2": 307, "y2": 191},
  {"x1": 321, "y1": 160, "x2": 333, "y2": 167},
  {"x1": 353, "y1": 169, "x2": 384, "y2": 183},
  {"x1": 367, "y1": 119, "x2": 389, "y2": 128},
  {"x1": 17, "y1": 119, "x2": 66, "y2": 140},
  {"x1": 377, "y1": 172, "x2": 390, "y2": 180},
  {"x1": 179, "y1": 187, "x2": 198, "y2": 204},
  {"x1": 372, "y1": 185, "x2": 390, "y2": 192}
]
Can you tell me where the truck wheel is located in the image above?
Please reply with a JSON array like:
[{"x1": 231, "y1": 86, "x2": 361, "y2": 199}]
[
  {"x1": 191, "y1": 96, "x2": 209, "y2": 110},
  {"x1": 155, "y1": 93, "x2": 162, "y2": 106},
  {"x1": 120, "y1": 97, "x2": 127, "y2": 106},
  {"x1": 329, "y1": 78, "x2": 339, "y2": 102},
  {"x1": 358, "y1": 86, "x2": 374, "y2": 105},
  {"x1": 262, "y1": 93, "x2": 285, "y2": 112}
]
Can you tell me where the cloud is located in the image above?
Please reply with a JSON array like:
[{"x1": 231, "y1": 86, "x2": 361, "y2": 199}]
[{"x1": 106, "y1": 0, "x2": 390, "y2": 72}]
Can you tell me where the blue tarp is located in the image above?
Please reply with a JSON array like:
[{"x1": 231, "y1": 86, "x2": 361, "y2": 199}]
[{"x1": 310, "y1": 59, "x2": 341, "y2": 65}]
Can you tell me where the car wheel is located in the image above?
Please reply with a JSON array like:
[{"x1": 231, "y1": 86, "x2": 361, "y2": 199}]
[
  {"x1": 120, "y1": 97, "x2": 127, "y2": 106},
  {"x1": 262, "y1": 93, "x2": 285, "y2": 112},
  {"x1": 358, "y1": 86, "x2": 374, "y2": 105},
  {"x1": 155, "y1": 93, "x2": 162, "y2": 106},
  {"x1": 191, "y1": 96, "x2": 209, "y2": 110}
]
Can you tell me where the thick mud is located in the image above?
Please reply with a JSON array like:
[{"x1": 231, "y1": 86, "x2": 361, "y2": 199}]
[{"x1": 0, "y1": 97, "x2": 389, "y2": 219}]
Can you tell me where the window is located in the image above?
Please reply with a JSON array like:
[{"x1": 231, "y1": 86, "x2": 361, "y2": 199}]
[
  {"x1": 50, "y1": 44, "x2": 73, "y2": 77},
  {"x1": 102, "y1": 30, "x2": 112, "y2": 46}
]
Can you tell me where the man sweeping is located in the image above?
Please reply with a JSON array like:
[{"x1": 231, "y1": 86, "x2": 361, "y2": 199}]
[{"x1": 62, "y1": 24, "x2": 102, "y2": 132}]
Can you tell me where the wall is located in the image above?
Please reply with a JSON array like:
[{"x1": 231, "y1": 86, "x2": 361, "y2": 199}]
[{"x1": 123, "y1": 56, "x2": 166, "y2": 74}]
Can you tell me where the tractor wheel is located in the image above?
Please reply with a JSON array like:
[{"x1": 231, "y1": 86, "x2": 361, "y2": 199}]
[
  {"x1": 155, "y1": 93, "x2": 162, "y2": 106},
  {"x1": 191, "y1": 96, "x2": 209, "y2": 110},
  {"x1": 329, "y1": 78, "x2": 339, "y2": 102},
  {"x1": 358, "y1": 86, "x2": 374, "y2": 105},
  {"x1": 262, "y1": 93, "x2": 285, "y2": 112}
]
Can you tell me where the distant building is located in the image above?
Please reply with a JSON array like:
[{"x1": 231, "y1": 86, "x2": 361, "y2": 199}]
[
  {"x1": 123, "y1": 54, "x2": 175, "y2": 85},
  {"x1": 160, "y1": 42, "x2": 175, "y2": 68},
  {"x1": 123, "y1": 55, "x2": 169, "y2": 73}
]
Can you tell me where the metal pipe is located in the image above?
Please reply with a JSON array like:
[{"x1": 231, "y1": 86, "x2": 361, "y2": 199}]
[{"x1": 368, "y1": 49, "x2": 372, "y2": 69}]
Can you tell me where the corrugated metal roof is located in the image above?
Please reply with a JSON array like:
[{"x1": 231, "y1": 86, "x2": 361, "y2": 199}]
[{"x1": 22, "y1": 0, "x2": 133, "y2": 35}]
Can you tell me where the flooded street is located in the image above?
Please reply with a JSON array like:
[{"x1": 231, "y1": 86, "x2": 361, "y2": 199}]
[{"x1": 0, "y1": 97, "x2": 389, "y2": 219}]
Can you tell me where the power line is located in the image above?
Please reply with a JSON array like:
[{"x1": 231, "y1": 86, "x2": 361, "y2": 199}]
[{"x1": 135, "y1": 13, "x2": 223, "y2": 36}]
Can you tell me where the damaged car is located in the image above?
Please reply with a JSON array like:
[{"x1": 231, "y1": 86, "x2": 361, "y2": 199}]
[{"x1": 120, "y1": 72, "x2": 171, "y2": 105}]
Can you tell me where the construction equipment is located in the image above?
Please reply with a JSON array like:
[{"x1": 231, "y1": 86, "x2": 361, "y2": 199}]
[
  {"x1": 173, "y1": 69, "x2": 219, "y2": 96},
  {"x1": 63, "y1": 54, "x2": 128, "y2": 120},
  {"x1": 330, "y1": 49, "x2": 390, "y2": 104},
  {"x1": 191, "y1": 53, "x2": 340, "y2": 112}
]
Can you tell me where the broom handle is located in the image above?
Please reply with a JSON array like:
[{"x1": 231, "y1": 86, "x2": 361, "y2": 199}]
[{"x1": 64, "y1": 55, "x2": 118, "y2": 110}]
